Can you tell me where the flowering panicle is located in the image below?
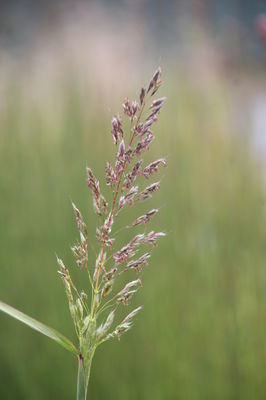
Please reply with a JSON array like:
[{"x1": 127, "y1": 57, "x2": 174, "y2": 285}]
[{"x1": 57, "y1": 68, "x2": 166, "y2": 389}]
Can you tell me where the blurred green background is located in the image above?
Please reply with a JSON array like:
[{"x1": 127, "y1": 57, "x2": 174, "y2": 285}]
[{"x1": 1, "y1": 1, "x2": 266, "y2": 399}]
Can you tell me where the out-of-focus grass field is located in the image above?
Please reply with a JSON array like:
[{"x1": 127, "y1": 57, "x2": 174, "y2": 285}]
[{"x1": 1, "y1": 70, "x2": 266, "y2": 400}]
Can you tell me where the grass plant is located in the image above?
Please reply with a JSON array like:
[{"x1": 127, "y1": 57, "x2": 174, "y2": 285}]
[{"x1": 0, "y1": 68, "x2": 166, "y2": 400}]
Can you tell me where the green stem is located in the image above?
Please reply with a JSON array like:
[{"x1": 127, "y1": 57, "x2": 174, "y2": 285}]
[
  {"x1": 77, "y1": 355, "x2": 87, "y2": 400},
  {"x1": 77, "y1": 353, "x2": 94, "y2": 400}
]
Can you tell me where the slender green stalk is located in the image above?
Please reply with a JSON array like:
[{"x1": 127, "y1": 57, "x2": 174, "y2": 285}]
[
  {"x1": 77, "y1": 349, "x2": 95, "y2": 399},
  {"x1": 77, "y1": 355, "x2": 87, "y2": 400}
]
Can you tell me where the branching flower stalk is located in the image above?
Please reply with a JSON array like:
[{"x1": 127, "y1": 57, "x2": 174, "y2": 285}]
[{"x1": 0, "y1": 68, "x2": 166, "y2": 400}]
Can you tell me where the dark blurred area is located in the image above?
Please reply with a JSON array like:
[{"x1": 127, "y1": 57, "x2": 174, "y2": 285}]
[
  {"x1": 1, "y1": 1, "x2": 266, "y2": 400},
  {"x1": 1, "y1": 0, "x2": 266, "y2": 61}
]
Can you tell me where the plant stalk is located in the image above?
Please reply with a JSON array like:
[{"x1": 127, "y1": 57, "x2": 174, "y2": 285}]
[
  {"x1": 77, "y1": 346, "x2": 95, "y2": 400},
  {"x1": 77, "y1": 355, "x2": 87, "y2": 400}
]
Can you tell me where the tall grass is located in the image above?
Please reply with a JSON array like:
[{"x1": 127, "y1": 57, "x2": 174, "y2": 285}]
[{"x1": 0, "y1": 72, "x2": 266, "y2": 399}]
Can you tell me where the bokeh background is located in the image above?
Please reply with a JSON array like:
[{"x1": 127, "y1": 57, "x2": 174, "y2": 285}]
[{"x1": 1, "y1": 1, "x2": 266, "y2": 399}]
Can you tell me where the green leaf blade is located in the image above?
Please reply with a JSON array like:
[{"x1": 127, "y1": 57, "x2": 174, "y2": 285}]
[{"x1": 0, "y1": 300, "x2": 78, "y2": 356}]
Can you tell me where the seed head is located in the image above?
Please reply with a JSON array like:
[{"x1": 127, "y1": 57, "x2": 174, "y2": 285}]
[{"x1": 58, "y1": 67, "x2": 166, "y2": 362}]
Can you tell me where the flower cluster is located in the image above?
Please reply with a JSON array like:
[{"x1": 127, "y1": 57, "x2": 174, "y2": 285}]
[{"x1": 57, "y1": 67, "x2": 166, "y2": 385}]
